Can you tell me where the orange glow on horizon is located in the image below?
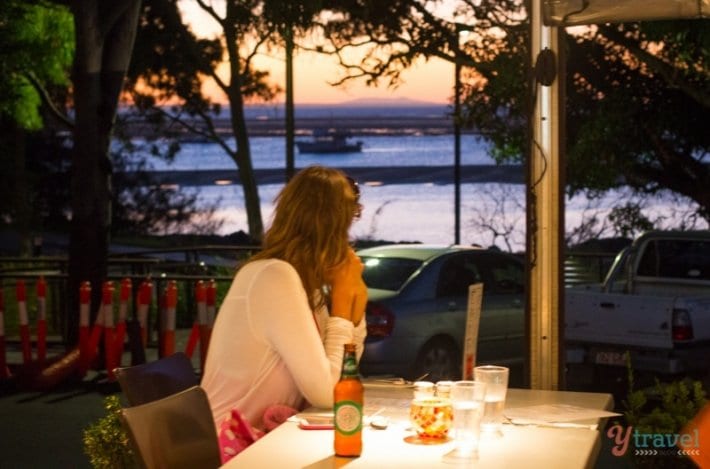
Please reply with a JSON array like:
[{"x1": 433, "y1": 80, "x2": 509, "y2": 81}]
[
  {"x1": 202, "y1": 52, "x2": 454, "y2": 105},
  {"x1": 179, "y1": 1, "x2": 454, "y2": 106}
]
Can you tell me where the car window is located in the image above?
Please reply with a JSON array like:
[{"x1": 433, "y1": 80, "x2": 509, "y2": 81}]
[
  {"x1": 436, "y1": 255, "x2": 482, "y2": 297},
  {"x1": 485, "y1": 256, "x2": 525, "y2": 294},
  {"x1": 637, "y1": 239, "x2": 710, "y2": 280},
  {"x1": 360, "y1": 256, "x2": 423, "y2": 291}
]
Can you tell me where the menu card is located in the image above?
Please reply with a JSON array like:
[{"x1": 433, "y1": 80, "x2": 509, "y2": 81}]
[
  {"x1": 504, "y1": 404, "x2": 621, "y2": 426},
  {"x1": 462, "y1": 283, "x2": 483, "y2": 380}
]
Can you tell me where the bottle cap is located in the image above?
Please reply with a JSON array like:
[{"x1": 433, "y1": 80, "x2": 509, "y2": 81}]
[
  {"x1": 413, "y1": 381, "x2": 435, "y2": 399},
  {"x1": 435, "y1": 380, "x2": 455, "y2": 398}
]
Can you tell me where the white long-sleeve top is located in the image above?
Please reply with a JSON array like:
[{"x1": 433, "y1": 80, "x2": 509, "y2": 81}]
[{"x1": 201, "y1": 259, "x2": 367, "y2": 430}]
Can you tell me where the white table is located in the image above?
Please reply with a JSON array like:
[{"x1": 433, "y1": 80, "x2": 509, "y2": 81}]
[{"x1": 223, "y1": 384, "x2": 614, "y2": 469}]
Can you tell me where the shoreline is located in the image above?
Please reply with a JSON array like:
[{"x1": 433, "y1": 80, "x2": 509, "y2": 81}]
[
  {"x1": 124, "y1": 116, "x2": 480, "y2": 138},
  {"x1": 121, "y1": 164, "x2": 525, "y2": 187}
]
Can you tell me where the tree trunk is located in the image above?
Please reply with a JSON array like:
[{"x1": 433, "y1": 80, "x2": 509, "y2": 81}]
[
  {"x1": 224, "y1": 3, "x2": 264, "y2": 242},
  {"x1": 65, "y1": 0, "x2": 141, "y2": 345},
  {"x1": 9, "y1": 124, "x2": 32, "y2": 256}
]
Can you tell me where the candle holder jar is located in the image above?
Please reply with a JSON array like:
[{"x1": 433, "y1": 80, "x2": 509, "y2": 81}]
[{"x1": 409, "y1": 397, "x2": 453, "y2": 440}]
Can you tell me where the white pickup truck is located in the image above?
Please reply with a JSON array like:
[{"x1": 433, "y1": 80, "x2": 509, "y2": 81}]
[{"x1": 565, "y1": 230, "x2": 710, "y2": 376}]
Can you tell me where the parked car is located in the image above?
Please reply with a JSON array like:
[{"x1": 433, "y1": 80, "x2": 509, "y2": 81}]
[{"x1": 356, "y1": 244, "x2": 526, "y2": 384}]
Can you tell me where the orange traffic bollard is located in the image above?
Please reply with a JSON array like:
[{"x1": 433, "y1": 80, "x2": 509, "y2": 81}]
[
  {"x1": 161, "y1": 281, "x2": 178, "y2": 358},
  {"x1": 16, "y1": 280, "x2": 32, "y2": 365},
  {"x1": 36, "y1": 276, "x2": 48, "y2": 363},
  {"x1": 78, "y1": 281, "x2": 91, "y2": 376},
  {"x1": 102, "y1": 281, "x2": 117, "y2": 381},
  {"x1": 0, "y1": 290, "x2": 9, "y2": 379},
  {"x1": 137, "y1": 280, "x2": 152, "y2": 348},
  {"x1": 113, "y1": 278, "x2": 131, "y2": 369}
]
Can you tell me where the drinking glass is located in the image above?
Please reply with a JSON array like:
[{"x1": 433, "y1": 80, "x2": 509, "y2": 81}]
[
  {"x1": 442, "y1": 380, "x2": 486, "y2": 463},
  {"x1": 473, "y1": 365, "x2": 509, "y2": 438}
]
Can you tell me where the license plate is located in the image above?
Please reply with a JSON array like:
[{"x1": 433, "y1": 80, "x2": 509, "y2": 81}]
[{"x1": 595, "y1": 351, "x2": 626, "y2": 366}]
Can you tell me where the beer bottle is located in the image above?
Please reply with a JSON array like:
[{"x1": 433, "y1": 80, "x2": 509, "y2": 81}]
[{"x1": 334, "y1": 343, "x2": 363, "y2": 457}]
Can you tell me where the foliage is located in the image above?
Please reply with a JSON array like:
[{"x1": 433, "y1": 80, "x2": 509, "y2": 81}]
[
  {"x1": 312, "y1": 1, "x2": 709, "y2": 229},
  {"x1": 608, "y1": 203, "x2": 655, "y2": 238},
  {"x1": 0, "y1": 0, "x2": 73, "y2": 129},
  {"x1": 565, "y1": 21, "x2": 709, "y2": 221},
  {"x1": 623, "y1": 357, "x2": 707, "y2": 468},
  {"x1": 0, "y1": 1, "x2": 219, "y2": 235},
  {"x1": 83, "y1": 395, "x2": 137, "y2": 469},
  {"x1": 125, "y1": 0, "x2": 298, "y2": 240},
  {"x1": 0, "y1": 1, "x2": 73, "y2": 247}
]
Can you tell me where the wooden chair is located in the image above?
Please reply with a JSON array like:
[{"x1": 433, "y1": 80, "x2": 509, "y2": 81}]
[
  {"x1": 121, "y1": 385, "x2": 221, "y2": 469},
  {"x1": 114, "y1": 352, "x2": 199, "y2": 407}
]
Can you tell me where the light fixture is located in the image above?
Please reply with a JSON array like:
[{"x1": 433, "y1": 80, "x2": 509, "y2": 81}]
[{"x1": 534, "y1": 48, "x2": 557, "y2": 86}]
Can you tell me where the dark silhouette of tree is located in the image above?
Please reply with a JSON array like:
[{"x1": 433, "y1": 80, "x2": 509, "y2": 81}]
[
  {"x1": 127, "y1": 0, "x2": 290, "y2": 242},
  {"x1": 59, "y1": 0, "x2": 143, "y2": 344},
  {"x1": 0, "y1": 1, "x2": 73, "y2": 255},
  {"x1": 310, "y1": 1, "x2": 709, "y2": 224}
]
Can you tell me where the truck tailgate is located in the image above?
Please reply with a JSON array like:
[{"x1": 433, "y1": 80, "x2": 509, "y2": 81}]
[{"x1": 565, "y1": 291, "x2": 674, "y2": 349}]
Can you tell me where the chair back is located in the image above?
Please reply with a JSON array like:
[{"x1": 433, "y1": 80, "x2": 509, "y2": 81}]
[
  {"x1": 114, "y1": 352, "x2": 198, "y2": 407},
  {"x1": 121, "y1": 385, "x2": 221, "y2": 469}
]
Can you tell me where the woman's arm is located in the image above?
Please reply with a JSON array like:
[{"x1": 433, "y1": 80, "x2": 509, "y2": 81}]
[{"x1": 249, "y1": 260, "x2": 359, "y2": 408}]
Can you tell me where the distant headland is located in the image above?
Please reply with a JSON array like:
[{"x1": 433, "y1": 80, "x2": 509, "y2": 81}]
[{"x1": 122, "y1": 101, "x2": 478, "y2": 138}]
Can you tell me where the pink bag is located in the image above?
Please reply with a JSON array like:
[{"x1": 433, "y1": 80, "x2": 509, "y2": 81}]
[{"x1": 218, "y1": 405, "x2": 297, "y2": 463}]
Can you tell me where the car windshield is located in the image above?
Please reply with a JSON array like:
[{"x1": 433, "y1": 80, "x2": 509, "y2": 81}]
[{"x1": 360, "y1": 256, "x2": 423, "y2": 291}]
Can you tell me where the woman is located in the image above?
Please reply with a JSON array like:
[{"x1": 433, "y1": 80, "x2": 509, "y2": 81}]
[{"x1": 201, "y1": 165, "x2": 367, "y2": 444}]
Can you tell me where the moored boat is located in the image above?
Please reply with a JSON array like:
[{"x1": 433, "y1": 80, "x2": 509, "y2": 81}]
[{"x1": 295, "y1": 129, "x2": 363, "y2": 154}]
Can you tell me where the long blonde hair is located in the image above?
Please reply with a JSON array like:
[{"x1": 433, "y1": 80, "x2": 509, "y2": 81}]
[{"x1": 250, "y1": 166, "x2": 359, "y2": 310}]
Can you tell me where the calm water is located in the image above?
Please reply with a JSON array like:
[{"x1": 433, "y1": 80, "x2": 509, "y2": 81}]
[{"x1": 129, "y1": 111, "x2": 705, "y2": 251}]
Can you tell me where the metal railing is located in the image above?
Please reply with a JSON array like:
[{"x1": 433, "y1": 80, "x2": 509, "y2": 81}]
[
  {"x1": 0, "y1": 246, "x2": 618, "y2": 341},
  {"x1": 0, "y1": 246, "x2": 259, "y2": 341}
]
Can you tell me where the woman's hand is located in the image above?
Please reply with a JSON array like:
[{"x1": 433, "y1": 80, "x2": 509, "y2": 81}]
[
  {"x1": 350, "y1": 277, "x2": 367, "y2": 326},
  {"x1": 329, "y1": 249, "x2": 368, "y2": 325}
]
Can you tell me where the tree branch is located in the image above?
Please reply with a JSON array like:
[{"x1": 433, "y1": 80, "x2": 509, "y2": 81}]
[
  {"x1": 195, "y1": 0, "x2": 225, "y2": 29},
  {"x1": 599, "y1": 24, "x2": 710, "y2": 108},
  {"x1": 24, "y1": 71, "x2": 74, "y2": 130}
]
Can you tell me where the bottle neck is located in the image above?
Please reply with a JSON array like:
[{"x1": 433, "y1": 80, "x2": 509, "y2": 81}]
[{"x1": 340, "y1": 351, "x2": 359, "y2": 379}]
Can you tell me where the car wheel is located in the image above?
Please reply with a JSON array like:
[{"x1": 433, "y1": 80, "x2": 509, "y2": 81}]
[{"x1": 412, "y1": 337, "x2": 461, "y2": 382}]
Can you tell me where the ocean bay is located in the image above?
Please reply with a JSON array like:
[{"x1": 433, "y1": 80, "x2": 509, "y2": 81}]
[{"x1": 127, "y1": 118, "x2": 706, "y2": 251}]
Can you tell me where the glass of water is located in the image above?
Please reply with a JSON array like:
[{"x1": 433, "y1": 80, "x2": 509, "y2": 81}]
[
  {"x1": 473, "y1": 365, "x2": 509, "y2": 438},
  {"x1": 442, "y1": 380, "x2": 486, "y2": 464}
]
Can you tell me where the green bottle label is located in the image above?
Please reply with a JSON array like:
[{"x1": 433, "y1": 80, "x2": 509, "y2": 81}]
[
  {"x1": 342, "y1": 356, "x2": 358, "y2": 377},
  {"x1": 334, "y1": 400, "x2": 362, "y2": 435}
]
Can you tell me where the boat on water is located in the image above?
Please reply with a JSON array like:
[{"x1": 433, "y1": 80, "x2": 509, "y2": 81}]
[{"x1": 295, "y1": 129, "x2": 363, "y2": 154}]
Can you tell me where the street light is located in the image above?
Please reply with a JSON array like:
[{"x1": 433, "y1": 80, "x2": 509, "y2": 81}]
[
  {"x1": 454, "y1": 51, "x2": 462, "y2": 245},
  {"x1": 453, "y1": 26, "x2": 470, "y2": 245}
]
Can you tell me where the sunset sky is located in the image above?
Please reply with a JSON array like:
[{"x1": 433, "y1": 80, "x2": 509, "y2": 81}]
[{"x1": 178, "y1": 1, "x2": 455, "y2": 105}]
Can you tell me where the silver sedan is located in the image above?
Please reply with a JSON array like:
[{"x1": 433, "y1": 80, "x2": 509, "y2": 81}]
[{"x1": 357, "y1": 244, "x2": 525, "y2": 385}]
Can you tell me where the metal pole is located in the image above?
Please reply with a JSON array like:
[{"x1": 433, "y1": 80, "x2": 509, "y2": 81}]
[
  {"x1": 528, "y1": 0, "x2": 562, "y2": 390},
  {"x1": 285, "y1": 25, "x2": 295, "y2": 182},
  {"x1": 454, "y1": 59, "x2": 462, "y2": 245}
]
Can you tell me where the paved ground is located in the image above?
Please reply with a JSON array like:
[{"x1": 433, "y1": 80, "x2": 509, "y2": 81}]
[
  {"x1": 0, "y1": 370, "x2": 115, "y2": 468},
  {"x1": 0, "y1": 332, "x2": 199, "y2": 469},
  {"x1": 0, "y1": 335, "x2": 671, "y2": 469}
]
